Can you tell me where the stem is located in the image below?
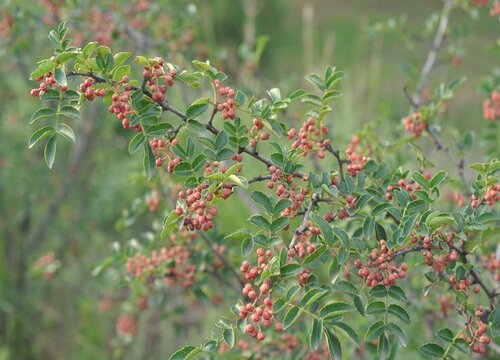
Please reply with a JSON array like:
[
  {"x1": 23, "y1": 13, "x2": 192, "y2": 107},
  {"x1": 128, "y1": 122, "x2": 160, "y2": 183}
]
[{"x1": 289, "y1": 193, "x2": 319, "y2": 249}]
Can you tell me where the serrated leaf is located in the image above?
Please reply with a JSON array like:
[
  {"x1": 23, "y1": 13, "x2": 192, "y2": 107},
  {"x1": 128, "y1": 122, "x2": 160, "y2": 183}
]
[
  {"x1": 366, "y1": 301, "x2": 386, "y2": 315},
  {"x1": 319, "y1": 302, "x2": 353, "y2": 319},
  {"x1": 59, "y1": 105, "x2": 80, "y2": 120},
  {"x1": 249, "y1": 215, "x2": 270, "y2": 229},
  {"x1": 387, "y1": 304, "x2": 410, "y2": 324},
  {"x1": 302, "y1": 244, "x2": 328, "y2": 267},
  {"x1": 241, "y1": 237, "x2": 254, "y2": 257},
  {"x1": 314, "y1": 215, "x2": 335, "y2": 245},
  {"x1": 325, "y1": 328, "x2": 342, "y2": 360},
  {"x1": 54, "y1": 67, "x2": 67, "y2": 87},
  {"x1": 143, "y1": 142, "x2": 156, "y2": 179},
  {"x1": 388, "y1": 286, "x2": 407, "y2": 302},
  {"x1": 387, "y1": 322, "x2": 407, "y2": 347},
  {"x1": 30, "y1": 60, "x2": 57, "y2": 79},
  {"x1": 301, "y1": 287, "x2": 328, "y2": 307},
  {"x1": 30, "y1": 108, "x2": 56, "y2": 124},
  {"x1": 430, "y1": 170, "x2": 447, "y2": 188},
  {"x1": 56, "y1": 123, "x2": 75, "y2": 142},
  {"x1": 169, "y1": 345, "x2": 200, "y2": 360},
  {"x1": 251, "y1": 191, "x2": 273, "y2": 213},
  {"x1": 305, "y1": 73, "x2": 325, "y2": 91},
  {"x1": 418, "y1": 343, "x2": 444, "y2": 358},
  {"x1": 283, "y1": 305, "x2": 301, "y2": 329},
  {"x1": 44, "y1": 135, "x2": 57, "y2": 169},
  {"x1": 223, "y1": 328, "x2": 234, "y2": 348},
  {"x1": 28, "y1": 126, "x2": 55, "y2": 148},
  {"x1": 435, "y1": 328, "x2": 453, "y2": 342},
  {"x1": 186, "y1": 98, "x2": 210, "y2": 120},
  {"x1": 365, "y1": 320, "x2": 385, "y2": 341},
  {"x1": 310, "y1": 319, "x2": 322, "y2": 351}
]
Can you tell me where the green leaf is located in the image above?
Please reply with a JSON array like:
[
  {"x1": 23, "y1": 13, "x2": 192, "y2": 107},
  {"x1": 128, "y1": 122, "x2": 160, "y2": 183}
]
[
  {"x1": 388, "y1": 286, "x2": 407, "y2": 302},
  {"x1": 332, "y1": 280, "x2": 358, "y2": 296},
  {"x1": 113, "y1": 52, "x2": 132, "y2": 67},
  {"x1": 59, "y1": 105, "x2": 80, "y2": 120},
  {"x1": 301, "y1": 287, "x2": 329, "y2": 307},
  {"x1": 288, "y1": 88, "x2": 307, "y2": 101},
  {"x1": 82, "y1": 42, "x2": 98, "y2": 59},
  {"x1": 169, "y1": 345, "x2": 200, "y2": 360},
  {"x1": 314, "y1": 215, "x2": 335, "y2": 245},
  {"x1": 310, "y1": 319, "x2": 322, "y2": 351},
  {"x1": 305, "y1": 73, "x2": 325, "y2": 91},
  {"x1": 283, "y1": 305, "x2": 301, "y2": 329},
  {"x1": 412, "y1": 172, "x2": 430, "y2": 189},
  {"x1": 435, "y1": 328, "x2": 454, "y2": 342},
  {"x1": 224, "y1": 229, "x2": 251, "y2": 242},
  {"x1": 363, "y1": 217, "x2": 375, "y2": 239},
  {"x1": 319, "y1": 302, "x2": 353, "y2": 319},
  {"x1": 227, "y1": 175, "x2": 248, "y2": 188},
  {"x1": 251, "y1": 191, "x2": 273, "y2": 213},
  {"x1": 366, "y1": 301, "x2": 386, "y2": 315},
  {"x1": 44, "y1": 135, "x2": 57, "y2": 169},
  {"x1": 30, "y1": 60, "x2": 57, "y2": 79},
  {"x1": 267, "y1": 88, "x2": 282, "y2": 102},
  {"x1": 30, "y1": 108, "x2": 56, "y2": 124},
  {"x1": 430, "y1": 170, "x2": 447, "y2": 188},
  {"x1": 325, "y1": 328, "x2": 342, "y2": 360},
  {"x1": 173, "y1": 162, "x2": 192, "y2": 177},
  {"x1": 273, "y1": 199, "x2": 292, "y2": 215},
  {"x1": 332, "y1": 227, "x2": 350, "y2": 248},
  {"x1": 186, "y1": 97, "x2": 210, "y2": 120},
  {"x1": 386, "y1": 322, "x2": 408, "y2": 347},
  {"x1": 271, "y1": 217, "x2": 288, "y2": 232},
  {"x1": 143, "y1": 142, "x2": 156, "y2": 180},
  {"x1": 249, "y1": 215, "x2": 270, "y2": 229},
  {"x1": 418, "y1": 343, "x2": 444, "y2": 358},
  {"x1": 241, "y1": 236, "x2": 254, "y2": 257},
  {"x1": 56, "y1": 123, "x2": 75, "y2": 142},
  {"x1": 354, "y1": 295, "x2": 365, "y2": 316},
  {"x1": 129, "y1": 133, "x2": 145, "y2": 154},
  {"x1": 365, "y1": 321, "x2": 385, "y2": 341},
  {"x1": 378, "y1": 334, "x2": 390, "y2": 360},
  {"x1": 302, "y1": 244, "x2": 328, "y2": 267},
  {"x1": 301, "y1": 94, "x2": 322, "y2": 106},
  {"x1": 223, "y1": 328, "x2": 235, "y2": 348},
  {"x1": 54, "y1": 67, "x2": 67, "y2": 87},
  {"x1": 331, "y1": 322, "x2": 360, "y2": 346},
  {"x1": 28, "y1": 126, "x2": 55, "y2": 148},
  {"x1": 387, "y1": 304, "x2": 410, "y2": 324}
]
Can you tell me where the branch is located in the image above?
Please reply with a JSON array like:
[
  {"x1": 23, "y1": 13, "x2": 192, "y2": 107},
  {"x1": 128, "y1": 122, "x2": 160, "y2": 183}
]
[
  {"x1": 289, "y1": 193, "x2": 320, "y2": 249},
  {"x1": 325, "y1": 145, "x2": 346, "y2": 183},
  {"x1": 394, "y1": 245, "x2": 423, "y2": 258}
]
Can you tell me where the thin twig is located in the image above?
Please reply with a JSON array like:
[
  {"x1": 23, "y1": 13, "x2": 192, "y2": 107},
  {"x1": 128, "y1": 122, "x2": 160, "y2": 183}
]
[{"x1": 289, "y1": 193, "x2": 319, "y2": 249}]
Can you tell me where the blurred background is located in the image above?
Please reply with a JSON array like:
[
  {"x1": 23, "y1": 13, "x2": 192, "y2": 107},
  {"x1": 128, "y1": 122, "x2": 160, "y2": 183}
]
[{"x1": 0, "y1": 0, "x2": 498, "y2": 359}]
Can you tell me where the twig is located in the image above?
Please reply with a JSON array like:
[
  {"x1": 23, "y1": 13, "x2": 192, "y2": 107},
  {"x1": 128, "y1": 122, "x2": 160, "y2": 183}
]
[{"x1": 289, "y1": 193, "x2": 319, "y2": 249}]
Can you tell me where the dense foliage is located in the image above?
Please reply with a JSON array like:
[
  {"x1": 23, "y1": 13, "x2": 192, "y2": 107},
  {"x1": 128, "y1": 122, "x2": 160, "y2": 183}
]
[{"x1": 6, "y1": 0, "x2": 500, "y2": 359}]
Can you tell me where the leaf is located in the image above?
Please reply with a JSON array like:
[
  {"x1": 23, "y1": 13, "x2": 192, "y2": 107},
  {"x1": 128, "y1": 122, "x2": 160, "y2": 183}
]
[
  {"x1": 310, "y1": 319, "x2": 322, "y2": 351},
  {"x1": 227, "y1": 175, "x2": 248, "y2": 188},
  {"x1": 305, "y1": 73, "x2": 325, "y2": 91},
  {"x1": 388, "y1": 286, "x2": 407, "y2": 302},
  {"x1": 369, "y1": 285, "x2": 388, "y2": 298},
  {"x1": 223, "y1": 328, "x2": 235, "y2": 348},
  {"x1": 224, "y1": 229, "x2": 251, "y2": 242},
  {"x1": 169, "y1": 345, "x2": 200, "y2": 360},
  {"x1": 82, "y1": 42, "x2": 98, "y2": 59},
  {"x1": 59, "y1": 105, "x2": 80, "y2": 120},
  {"x1": 30, "y1": 108, "x2": 56, "y2": 124},
  {"x1": 319, "y1": 302, "x2": 353, "y2": 319},
  {"x1": 271, "y1": 217, "x2": 288, "y2": 232},
  {"x1": 378, "y1": 334, "x2": 390, "y2": 360},
  {"x1": 28, "y1": 126, "x2": 55, "y2": 148},
  {"x1": 301, "y1": 287, "x2": 329, "y2": 307},
  {"x1": 332, "y1": 227, "x2": 350, "y2": 248},
  {"x1": 386, "y1": 322, "x2": 408, "y2": 347},
  {"x1": 143, "y1": 142, "x2": 156, "y2": 180},
  {"x1": 366, "y1": 301, "x2": 386, "y2": 315},
  {"x1": 331, "y1": 322, "x2": 360, "y2": 346},
  {"x1": 249, "y1": 215, "x2": 270, "y2": 229},
  {"x1": 314, "y1": 215, "x2": 335, "y2": 245},
  {"x1": 324, "y1": 328, "x2": 342, "y2": 360},
  {"x1": 186, "y1": 97, "x2": 210, "y2": 120},
  {"x1": 273, "y1": 199, "x2": 292, "y2": 215},
  {"x1": 30, "y1": 60, "x2": 57, "y2": 79},
  {"x1": 418, "y1": 343, "x2": 445, "y2": 358},
  {"x1": 173, "y1": 162, "x2": 192, "y2": 177},
  {"x1": 302, "y1": 244, "x2": 329, "y2": 268},
  {"x1": 363, "y1": 217, "x2": 375, "y2": 239},
  {"x1": 241, "y1": 237, "x2": 254, "y2": 257},
  {"x1": 54, "y1": 67, "x2": 67, "y2": 87},
  {"x1": 283, "y1": 305, "x2": 301, "y2": 329},
  {"x1": 56, "y1": 123, "x2": 75, "y2": 142},
  {"x1": 354, "y1": 295, "x2": 365, "y2": 316},
  {"x1": 365, "y1": 321, "x2": 385, "y2": 341},
  {"x1": 435, "y1": 328, "x2": 454, "y2": 342},
  {"x1": 288, "y1": 88, "x2": 307, "y2": 101},
  {"x1": 332, "y1": 280, "x2": 358, "y2": 296},
  {"x1": 430, "y1": 170, "x2": 447, "y2": 188},
  {"x1": 44, "y1": 135, "x2": 57, "y2": 169},
  {"x1": 387, "y1": 304, "x2": 410, "y2": 324},
  {"x1": 251, "y1": 191, "x2": 273, "y2": 213},
  {"x1": 113, "y1": 52, "x2": 132, "y2": 67},
  {"x1": 412, "y1": 171, "x2": 430, "y2": 189},
  {"x1": 128, "y1": 133, "x2": 145, "y2": 154}
]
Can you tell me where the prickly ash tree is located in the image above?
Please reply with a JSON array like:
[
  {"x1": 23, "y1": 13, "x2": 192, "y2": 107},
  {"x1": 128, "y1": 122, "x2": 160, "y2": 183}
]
[{"x1": 28, "y1": 19, "x2": 499, "y2": 360}]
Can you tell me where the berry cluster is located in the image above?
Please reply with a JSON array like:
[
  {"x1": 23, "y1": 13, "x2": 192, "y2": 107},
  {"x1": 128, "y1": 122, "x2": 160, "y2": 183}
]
[
  {"x1": 336, "y1": 194, "x2": 357, "y2": 220},
  {"x1": 288, "y1": 117, "x2": 331, "y2": 159},
  {"x1": 354, "y1": 240, "x2": 408, "y2": 287},
  {"x1": 411, "y1": 233, "x2": 458, "y2": 273},
  {"x1": 483, "y1": 90, "x2": 500, "y2": 121},
  {"x1": 150, "y1": 137, "x2": 181, "y2": 171},
  {"x1": 143, "y1": 57, "x2": 177, "y2": 103},
  {"x1": 80, "y1": 77, "x2": 106, "y2": 101},
  {"x1": 461, "y1": 306, "x2": 490, "y2": 354},
  {"x1": 345, "y1": 135, "x2": 370, "y2": 176},
  {"x1": 403, "y1": 112, "x2": 426, "y2": 137},
  {"x1": 107, "y1": 76, "x2": 141, "y2": 130},
  {"x1": 248, "y1": 118, "x2": 270, "y2": 148},
  {"x1": 126, "y1": 245, "x2": 196, "y2": 287},
  {"x1": 240, "y1": 248, "x2": 272, "y2": 281},
  {"x1": 176, "y1": 182, "x2": 221, "y2": 231},
  {"x1": 30, "y1": 71, "x2": 69, "y2": 97},
  {"x1": 385, "y1": 178, "x2": 421, "y2": 201},
  {"x1": 287, "y1": 227, "x2": 319, "y2": 259},
  {"x1": 266, "y1": 166, "x2": 308, "y2": 217},
  {"x1": 471, "y1": 183, "x2": 499, "y2": 208},
  {"x1": 214, "y1": 79, "x2": 236, "y2": 120}
]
